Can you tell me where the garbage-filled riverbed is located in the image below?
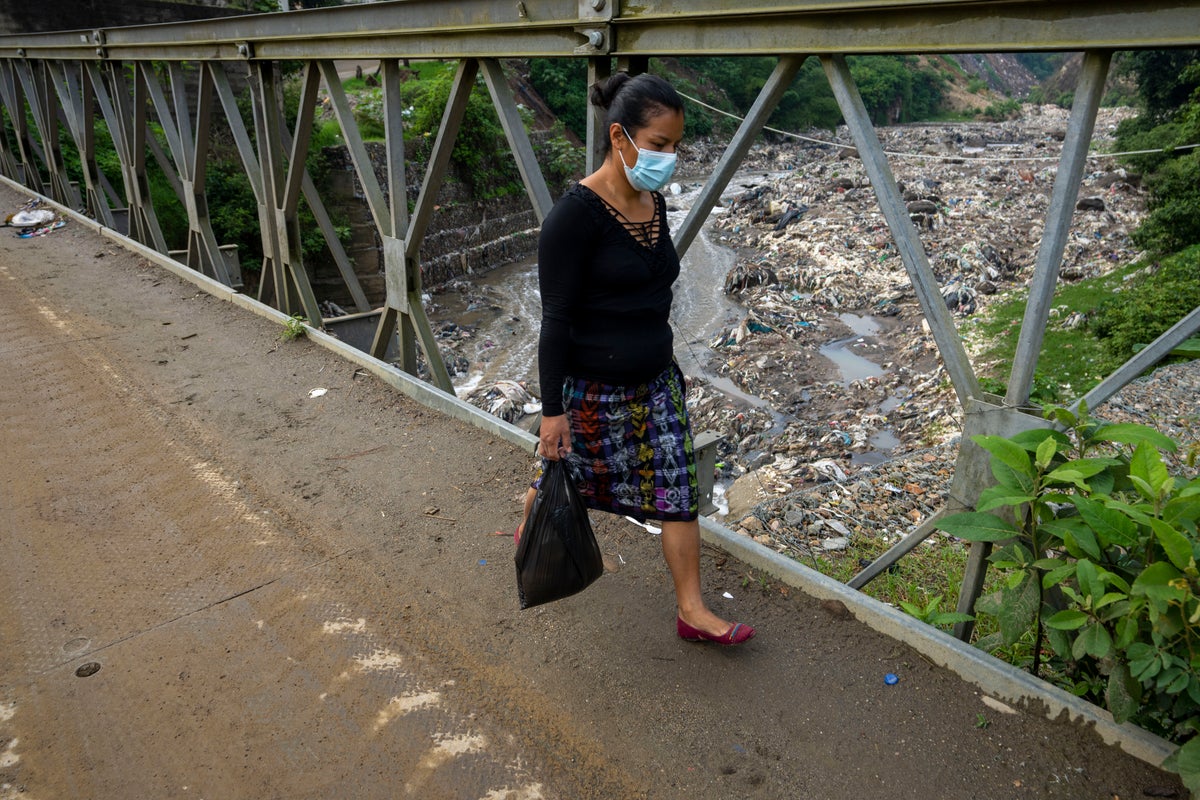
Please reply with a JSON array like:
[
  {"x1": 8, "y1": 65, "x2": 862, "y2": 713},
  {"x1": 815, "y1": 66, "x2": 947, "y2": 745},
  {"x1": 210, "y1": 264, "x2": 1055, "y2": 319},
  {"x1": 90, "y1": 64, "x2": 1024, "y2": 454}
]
[{"x1": 427, "y1": 104, "x2": 1156, "y2": 563}]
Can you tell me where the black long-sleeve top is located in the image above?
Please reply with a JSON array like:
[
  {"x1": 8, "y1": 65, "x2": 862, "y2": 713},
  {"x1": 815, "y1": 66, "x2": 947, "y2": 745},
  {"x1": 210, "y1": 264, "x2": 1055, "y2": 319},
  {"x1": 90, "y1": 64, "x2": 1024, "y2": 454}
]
[{"x1": 537, "y1": 183, "x2": 681, "y2": 416}]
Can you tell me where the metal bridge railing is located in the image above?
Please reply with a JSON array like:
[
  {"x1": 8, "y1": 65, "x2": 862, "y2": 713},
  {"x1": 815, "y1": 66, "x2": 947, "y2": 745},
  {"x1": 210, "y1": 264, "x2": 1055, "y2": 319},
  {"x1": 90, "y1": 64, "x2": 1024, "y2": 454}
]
[{"x1": 1, "y1": 0, "x2": 1198, "y2": 638}]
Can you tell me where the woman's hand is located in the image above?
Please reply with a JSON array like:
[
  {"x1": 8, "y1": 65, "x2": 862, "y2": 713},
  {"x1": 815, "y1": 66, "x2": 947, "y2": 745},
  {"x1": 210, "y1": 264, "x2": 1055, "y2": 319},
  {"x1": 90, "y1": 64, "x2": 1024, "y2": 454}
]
[{"x1": 538, "y1": 414, "x2": 572, "y2": 460}]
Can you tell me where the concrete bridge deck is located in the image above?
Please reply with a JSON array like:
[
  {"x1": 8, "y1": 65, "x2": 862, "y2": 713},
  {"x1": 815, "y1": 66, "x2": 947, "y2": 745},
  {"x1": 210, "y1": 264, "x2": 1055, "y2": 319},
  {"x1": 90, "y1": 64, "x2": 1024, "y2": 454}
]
[{"x1": 0, "y1": 180, "x2": 1184, "y2": 799}]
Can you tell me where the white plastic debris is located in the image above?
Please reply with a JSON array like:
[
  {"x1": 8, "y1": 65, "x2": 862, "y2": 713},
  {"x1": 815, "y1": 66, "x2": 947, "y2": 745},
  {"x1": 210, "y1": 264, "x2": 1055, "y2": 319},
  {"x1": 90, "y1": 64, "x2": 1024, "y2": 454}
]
[
  {"x1": 465, "y1": 380, "x2": 536, "y2": 423},
  {"x1": 811, "y1": 459, "x2": 848, "y2": 482},
  {"x1": 624, "y1": 516, "x2": 662, "y2": 535},
  {"x1": 308, "y1": 388, "x2": 328, "y2": 398},
  {"x1": 981, "y1": 696, "x2": 1019, "y2": 715},
  {"x1": 8, "y1": 209, "x2": 55, "y2": 226}
]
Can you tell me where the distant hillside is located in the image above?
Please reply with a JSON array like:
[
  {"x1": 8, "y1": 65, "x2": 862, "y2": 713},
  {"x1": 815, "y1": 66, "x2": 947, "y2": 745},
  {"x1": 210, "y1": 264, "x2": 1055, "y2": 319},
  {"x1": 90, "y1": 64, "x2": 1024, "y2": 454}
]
[
  {"x1": 949, "y1": 54, "x2": 1040, "y2": 96},
  {"x1": 1040, "y1": 52, "x2": 1139, "y2": 106}
]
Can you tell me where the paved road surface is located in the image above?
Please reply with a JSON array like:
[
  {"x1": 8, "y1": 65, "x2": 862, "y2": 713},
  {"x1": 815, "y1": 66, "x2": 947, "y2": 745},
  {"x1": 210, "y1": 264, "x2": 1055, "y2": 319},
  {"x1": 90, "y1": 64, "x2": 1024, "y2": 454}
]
[{"x1": 0, "y1": 182, "x2": 1184, "y2": 799}]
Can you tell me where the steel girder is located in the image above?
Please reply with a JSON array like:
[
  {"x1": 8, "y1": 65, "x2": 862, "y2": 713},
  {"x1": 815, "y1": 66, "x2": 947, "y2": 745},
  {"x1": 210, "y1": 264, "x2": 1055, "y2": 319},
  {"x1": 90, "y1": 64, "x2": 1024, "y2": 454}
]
[{"x1": 1, "y1": 1, "x2": 1198, "y2": 61}]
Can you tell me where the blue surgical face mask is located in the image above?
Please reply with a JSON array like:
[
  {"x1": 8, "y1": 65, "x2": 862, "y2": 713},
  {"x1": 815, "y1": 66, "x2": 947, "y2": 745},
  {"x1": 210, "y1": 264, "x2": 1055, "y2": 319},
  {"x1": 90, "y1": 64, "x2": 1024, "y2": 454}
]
[{"x1": 619, "y1": 125, "x2": 677, "y2": 192}]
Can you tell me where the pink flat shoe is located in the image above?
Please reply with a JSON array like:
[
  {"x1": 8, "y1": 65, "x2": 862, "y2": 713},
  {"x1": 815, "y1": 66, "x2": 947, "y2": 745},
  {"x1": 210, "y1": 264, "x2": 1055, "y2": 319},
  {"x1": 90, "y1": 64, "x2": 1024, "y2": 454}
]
[{"x1": 677, "y1": 617, "x2": 756, "y2": 646}]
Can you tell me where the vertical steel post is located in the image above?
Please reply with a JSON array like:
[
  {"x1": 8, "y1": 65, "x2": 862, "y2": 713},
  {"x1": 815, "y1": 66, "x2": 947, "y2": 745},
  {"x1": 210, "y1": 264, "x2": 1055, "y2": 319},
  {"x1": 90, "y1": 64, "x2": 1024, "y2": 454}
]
[
  {"x1": 100, "y1": 61, "x2": 167, "y2": 251},
  {"x1": 359, "y1": 59, "x2": 477, "y2": 391},
  {"x1": 141, "y1": 61, "x2": 230, "y2": 285},
  {"x1": 382, "y1": 59, "x2": 409, "y2": 241},
  {"x1": 250, "y1": 61, "x2": 290, "y2": 311},
  {"x1": 15, "y1": 61, "x2": 77, "y2": 206},
  {"x1": 674, "y1": 55, "x2": 806, "y2": 259},
  {"x1": 250, "y1": 60, "x2": 322, "y2": 325},
  {"x1": 0, "y1": 61, "x2": 37, "y2": 187},
  {"x1": 189, "y1": 65, "x2": 233, "y2": 286},
  {"x1": 822, "y1": 54, "x2": 981, "y2": 406},
  {"x1": 1006, "y1": 51, "x2": 1112, "y2": 407},
  {"x1": 0, "y1": 69, "x2": 18, "y2": 180},
  {"x1": 49, "y1": 60, "x2": 114, "y2": 226},
  {"x1": 585, "y1": 56, "x2": 611, "y2": 176},
  {"x1": 479, "y1": 58, "x2": 554, "y2": 223},
  {"x1": 319, "y1": 57, "x2": 456, "y2": 388}
]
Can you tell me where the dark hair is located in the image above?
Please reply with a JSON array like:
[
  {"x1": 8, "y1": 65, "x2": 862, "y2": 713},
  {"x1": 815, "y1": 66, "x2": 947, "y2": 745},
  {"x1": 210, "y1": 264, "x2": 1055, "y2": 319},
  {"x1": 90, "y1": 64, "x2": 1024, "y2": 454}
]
[{"x1": 589, "y1": 72, "x2": 684, "y2": 157}]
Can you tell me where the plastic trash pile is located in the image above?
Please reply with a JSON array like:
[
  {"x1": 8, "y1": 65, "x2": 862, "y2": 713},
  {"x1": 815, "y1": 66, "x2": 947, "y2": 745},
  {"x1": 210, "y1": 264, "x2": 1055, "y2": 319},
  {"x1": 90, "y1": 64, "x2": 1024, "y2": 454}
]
[{"x1": 4, "y1": 199, "x2": 66, "y2": 238}]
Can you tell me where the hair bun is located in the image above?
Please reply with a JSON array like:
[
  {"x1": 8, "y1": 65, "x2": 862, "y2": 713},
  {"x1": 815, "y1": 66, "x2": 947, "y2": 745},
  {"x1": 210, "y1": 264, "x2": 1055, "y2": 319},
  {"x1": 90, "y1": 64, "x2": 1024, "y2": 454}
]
[{"x1": 589, "y1": 71, "x2": 632, "y2": 110}]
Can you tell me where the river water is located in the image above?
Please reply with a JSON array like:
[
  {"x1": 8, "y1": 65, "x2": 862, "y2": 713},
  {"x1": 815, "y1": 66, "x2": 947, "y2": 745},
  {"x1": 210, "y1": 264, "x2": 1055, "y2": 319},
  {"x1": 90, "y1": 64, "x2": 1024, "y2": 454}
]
[{"x1": 428, "y1": 178, "x2": 892, "y2": 424}]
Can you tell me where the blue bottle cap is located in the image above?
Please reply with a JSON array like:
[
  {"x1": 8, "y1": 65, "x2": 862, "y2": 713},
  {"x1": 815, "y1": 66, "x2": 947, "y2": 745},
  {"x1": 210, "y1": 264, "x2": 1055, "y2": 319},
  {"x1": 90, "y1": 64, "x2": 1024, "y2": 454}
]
[{"x1": 884, "y1": 673, "x2": 899, "y2": 685}]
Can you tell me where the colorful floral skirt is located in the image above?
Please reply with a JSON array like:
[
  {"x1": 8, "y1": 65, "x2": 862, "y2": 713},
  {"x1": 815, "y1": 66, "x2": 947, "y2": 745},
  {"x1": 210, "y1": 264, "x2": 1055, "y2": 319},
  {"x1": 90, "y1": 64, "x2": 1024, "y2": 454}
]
[{"x1": 535, "y1": 362, "x2": 699, "y2": 522}]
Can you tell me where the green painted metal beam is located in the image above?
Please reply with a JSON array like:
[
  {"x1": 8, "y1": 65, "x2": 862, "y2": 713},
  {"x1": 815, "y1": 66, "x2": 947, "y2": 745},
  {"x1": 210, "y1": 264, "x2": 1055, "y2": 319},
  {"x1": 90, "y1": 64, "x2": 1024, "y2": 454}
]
[
  {"x1": 615, "y1": 1, "x2": 1200, "y2": 54},
  {"x1": 0, "y1": 0, "x2": 1196, "y2": 60}
]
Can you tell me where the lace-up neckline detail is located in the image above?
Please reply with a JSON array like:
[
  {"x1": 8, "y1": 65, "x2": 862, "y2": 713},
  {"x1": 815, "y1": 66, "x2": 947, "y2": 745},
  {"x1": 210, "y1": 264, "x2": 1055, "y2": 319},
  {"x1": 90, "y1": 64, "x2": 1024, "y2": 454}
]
[
  {"x1": 579, "y1": 184, "x2": 664, "y2": 252},
  {"x1": 605, "y1": 204, "x2": 661, "y2": 250}
]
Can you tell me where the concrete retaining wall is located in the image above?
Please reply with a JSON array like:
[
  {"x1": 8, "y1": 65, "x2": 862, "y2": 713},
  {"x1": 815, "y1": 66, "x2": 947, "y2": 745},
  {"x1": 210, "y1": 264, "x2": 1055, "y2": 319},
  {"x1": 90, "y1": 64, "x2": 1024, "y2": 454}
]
[{"x1": 318, "y1": 141, "x2": 553, "y2": 306}]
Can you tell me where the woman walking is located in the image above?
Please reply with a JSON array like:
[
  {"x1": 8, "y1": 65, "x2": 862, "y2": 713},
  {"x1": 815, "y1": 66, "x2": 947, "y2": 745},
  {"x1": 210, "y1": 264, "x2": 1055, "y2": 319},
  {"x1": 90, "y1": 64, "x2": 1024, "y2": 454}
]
[{"x1": 518, "y1": 71, "x2": 754, "y2": 646}]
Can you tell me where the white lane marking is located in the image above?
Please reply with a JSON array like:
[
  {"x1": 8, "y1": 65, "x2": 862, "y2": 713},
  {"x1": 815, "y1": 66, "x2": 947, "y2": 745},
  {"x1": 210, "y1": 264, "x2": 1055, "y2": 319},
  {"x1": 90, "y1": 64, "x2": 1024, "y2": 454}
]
[
  {"x1": 34, "y1": 304, "x2": 69, "y2": 332},
  {"x1": 404, "y1": 733, "x2": 488, "y2": 795},
  {"x1": 355, "y1": 649, "x2": 405, "y2": 672},
  {"x1": 190, "y1": 461, "x2": 279, "y2": 544},
  {"x1": 373, "y1": 691, "x2": 443, "y2": 732},
  {"x1": 0, "y1": 738, "x2": 19, "y2": 768},
  {"x1": 322, "y1": 618, "x2": 367, "y2": 635},
  {"x1": 480, "y1": 785, "x2": 545, "y2": 800}
]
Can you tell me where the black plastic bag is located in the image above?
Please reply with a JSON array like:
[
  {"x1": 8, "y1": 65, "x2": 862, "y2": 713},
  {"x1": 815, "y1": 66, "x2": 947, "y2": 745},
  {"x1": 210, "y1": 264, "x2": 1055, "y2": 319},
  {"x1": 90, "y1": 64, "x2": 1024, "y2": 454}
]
[{"x1": 515, "y1": 458, "x2": 604, "y2": 609}]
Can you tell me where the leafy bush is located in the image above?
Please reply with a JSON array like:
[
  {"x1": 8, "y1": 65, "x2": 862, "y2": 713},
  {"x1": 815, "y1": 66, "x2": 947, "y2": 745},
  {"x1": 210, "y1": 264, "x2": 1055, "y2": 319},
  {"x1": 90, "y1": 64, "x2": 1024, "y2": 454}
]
[
  {"x1": 936, "y1": 406, "x2": 1200, "y2": 791},
  {"x1": 529, "y1": 58, "x2": 589, "y2": 140},
  {"x1": 980, "y1": 98, "x2": 1021, "y2": 121},
  {"x1": 352, "y1": 64, "x2": 522, "y2": 199},
  {"x1": 675, "y1": 55, "x2": 945, "y2": 132},
  {"x1": 850, "y1": 56, "x2": 946, "y2": 124},
  {"x1": 1134, "y1": 152, "x2": 1200, "y2": 254},
  {"x1": 1116, "y1": 53, "x2": 1200, "y2": 255},
  {"x1": 1089, "y1": 246, "x2": 1200, "y2": 362}
]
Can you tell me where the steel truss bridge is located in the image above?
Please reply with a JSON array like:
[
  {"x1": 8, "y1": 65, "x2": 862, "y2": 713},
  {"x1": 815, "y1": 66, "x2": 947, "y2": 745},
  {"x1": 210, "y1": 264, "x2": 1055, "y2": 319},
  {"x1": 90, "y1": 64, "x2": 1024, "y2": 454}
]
[{"x1": 2, "y1": 0, "x2": 1199, "y2": 636}]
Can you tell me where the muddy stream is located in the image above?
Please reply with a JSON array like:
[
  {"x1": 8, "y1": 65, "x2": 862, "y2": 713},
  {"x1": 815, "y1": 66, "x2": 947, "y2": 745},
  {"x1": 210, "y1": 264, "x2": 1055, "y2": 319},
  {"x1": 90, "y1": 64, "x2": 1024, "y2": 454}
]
[{"x1": 426, "y1": 179, "x2": 901, "y2": 484}]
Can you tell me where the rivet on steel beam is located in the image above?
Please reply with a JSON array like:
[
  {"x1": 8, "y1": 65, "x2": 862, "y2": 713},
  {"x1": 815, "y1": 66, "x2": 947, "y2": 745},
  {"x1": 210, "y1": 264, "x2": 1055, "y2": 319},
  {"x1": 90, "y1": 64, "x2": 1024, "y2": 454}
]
[
  {"x1": 587, "y1": 30, "x2": 605, "y2": 48},
  {"x1": 16, "y1": 48, "x2": 25, "y2": 58},
  {"x1": 237, "y1": 42, "x2": 253, "y2": 59},
  {"x1": 95, "y1": 48, "x2": 106, "y2": 58},
  {"x1": 516, "y1": 1, "x2": 528, "y2": 19},
  {"x1": 91, "y1": 30, "x2": 105, "y2": 45},
  {"x1": 591, "y1": 0, "x2": 606, "y2": 10}
]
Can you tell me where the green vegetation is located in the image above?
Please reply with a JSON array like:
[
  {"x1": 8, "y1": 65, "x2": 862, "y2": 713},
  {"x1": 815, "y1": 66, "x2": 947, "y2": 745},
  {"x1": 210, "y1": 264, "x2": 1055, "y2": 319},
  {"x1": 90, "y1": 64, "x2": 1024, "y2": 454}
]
[
  {"x1": 962, "y1": 261, "x2": 1140, "y2": 405},
  {"x1": 528, "y1": 59, "x2": 589, "y2": 141},
  {"x1": 280, "y1": 314, "x2": 308, "y2": 340},
  {"x1": 1115, "y1": 51, "x2": 1200, "y2": 254},
  {"x1": 807, "y1": 519, "x2": 981, "y2": 634},
  {"x1": 936, "y1": 407, "x2": 1200, "y2": 791},
  {"x1": 1090, "y1": 247, "x2": 1200, "y2": 365},
  {"x1": 963, "y1": 246, "x2": 1199, "y2": 408},
  {"x1": 1014, "y1": 53, "x2": 1068, "y2": 81},
  {"x1": 529, "y1": 55, "x2": 949, "y2": 141},
  {"x1": 980, "y1": 98, "x2": 1021, "y2": 121},
  {"x1": 350, "y1": 61, "x2": 581, "y2": 199}
]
